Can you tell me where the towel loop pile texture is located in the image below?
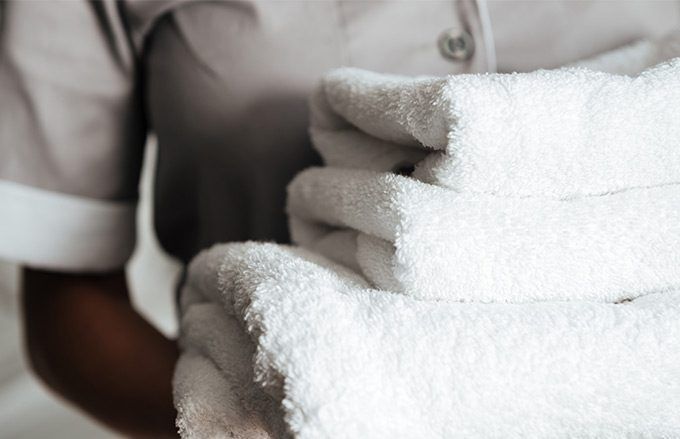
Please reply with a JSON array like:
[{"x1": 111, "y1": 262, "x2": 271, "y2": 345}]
[
  {"x1": 176, "y1": 243, "x2": 680, "y2": 439},
  {"x1": 291, "y1": 30, "x2": 680, "y2": 304},
  {"x1": 310, "y1": 33, "x2": 680, "y2": 199},
  {"x1": 288, "y1": 167, "x2": 680, "y2": 303},
  {"x1": 174, "y1": 32, "x2": 680, "y2": 438}
]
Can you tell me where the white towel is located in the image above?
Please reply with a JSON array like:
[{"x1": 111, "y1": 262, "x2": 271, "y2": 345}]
[
  {"x1": 175, "y1": 35, "x2": 680, "y2": 437},
  {"x1": 287, "y1": 167, "x2": 680, "y2": 303},
  {"x1": 176, "y1": 242, "x2": 680, "y2": 439},
  {"x1": 310, "y1": 56, "x2": 680, "y2": 198},
  {"x1": 174, "y1": 302, "x2": 288, "y2": 439}
]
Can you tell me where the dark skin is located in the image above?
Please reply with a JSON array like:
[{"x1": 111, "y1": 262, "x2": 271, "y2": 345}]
[{"x1": 21, "y1": 268, "x2": 179, "y2": 438}]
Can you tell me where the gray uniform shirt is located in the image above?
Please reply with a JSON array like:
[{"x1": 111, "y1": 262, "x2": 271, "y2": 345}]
[{"x1": 1, "y1": 0, "x2": 679, "y2": 270}]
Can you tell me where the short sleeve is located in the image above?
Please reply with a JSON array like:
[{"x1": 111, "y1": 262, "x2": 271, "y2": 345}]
[{"x1": 0, "y1": 0, "x2": 146, "y2": 272}]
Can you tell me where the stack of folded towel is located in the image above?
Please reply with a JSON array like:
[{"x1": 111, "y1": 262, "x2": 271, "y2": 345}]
[
  {"x1": 174, "y1": 33, "x2": 680, "y2": 439},
  {"x1": 292, "y1": 57, "x2": 680, "y2": 303}
]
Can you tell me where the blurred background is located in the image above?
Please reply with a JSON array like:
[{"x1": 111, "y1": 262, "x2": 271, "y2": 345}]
[{"x1": 0, "y1": 141, "x2": 180, "y2": 438}]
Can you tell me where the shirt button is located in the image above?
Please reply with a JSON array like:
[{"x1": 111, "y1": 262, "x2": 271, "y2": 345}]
[{"x1": 437, "y1": 28, "x2": 474, "y2": 61}]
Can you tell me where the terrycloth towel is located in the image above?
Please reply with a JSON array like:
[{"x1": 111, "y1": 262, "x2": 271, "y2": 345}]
[
  {"x1": 175, "y1": 242, "x2": 680, "y2": 439},
  {"x1": 175, "y1": 243, "x2": 369, "y2": 439},
  {"x1": 175, "y1": 36, "x2": 680, "y2": 437},
  {"x1": 174, "y1": 251, "x2": 284, "y2": 438},
  {"x1": 287, "y1": 167, "x2": 680, "y2": 303},
  {"x1": 174, "y1": 305, "x2": 287, "y2": 439},
  {"x1": 310, "y1": 36, "x2": 680, "y2": 198}
]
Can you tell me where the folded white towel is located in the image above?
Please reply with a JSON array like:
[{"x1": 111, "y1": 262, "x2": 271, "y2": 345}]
[
  {"x1": 288, "y1": 167, "x2": 680, "y2": 303},
  {"x1": 174, "y1": 301, "x2": 287, "y2": 439},
  {"x1": 176, "y1": 242, "x2": 680, "y2": 439},
  {"x1": 310, "y1": 56, "x2": 680, "y2": 198}
]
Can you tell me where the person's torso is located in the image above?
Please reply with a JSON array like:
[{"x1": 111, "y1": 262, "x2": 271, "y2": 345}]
[{"x1": 130, "y1": 0, "x2": 680, "y2": 262}]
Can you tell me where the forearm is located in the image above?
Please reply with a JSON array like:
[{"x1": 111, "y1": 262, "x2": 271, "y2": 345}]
[{"x1": 22, "y1": 268, "x2": 179, "y2": 438}]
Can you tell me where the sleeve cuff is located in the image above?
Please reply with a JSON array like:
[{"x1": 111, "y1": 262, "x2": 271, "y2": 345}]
[{"x1": 0, "y1": 180, "x2": 136, "y2": 272}]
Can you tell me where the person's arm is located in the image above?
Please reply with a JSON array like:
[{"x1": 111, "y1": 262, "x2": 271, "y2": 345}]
[
  {"x1": 22, "y1": 268, "x2": 179, "y2": 438},
  {"x1": 1, "y1": 2, "x2": 177, "y2": 435}
]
